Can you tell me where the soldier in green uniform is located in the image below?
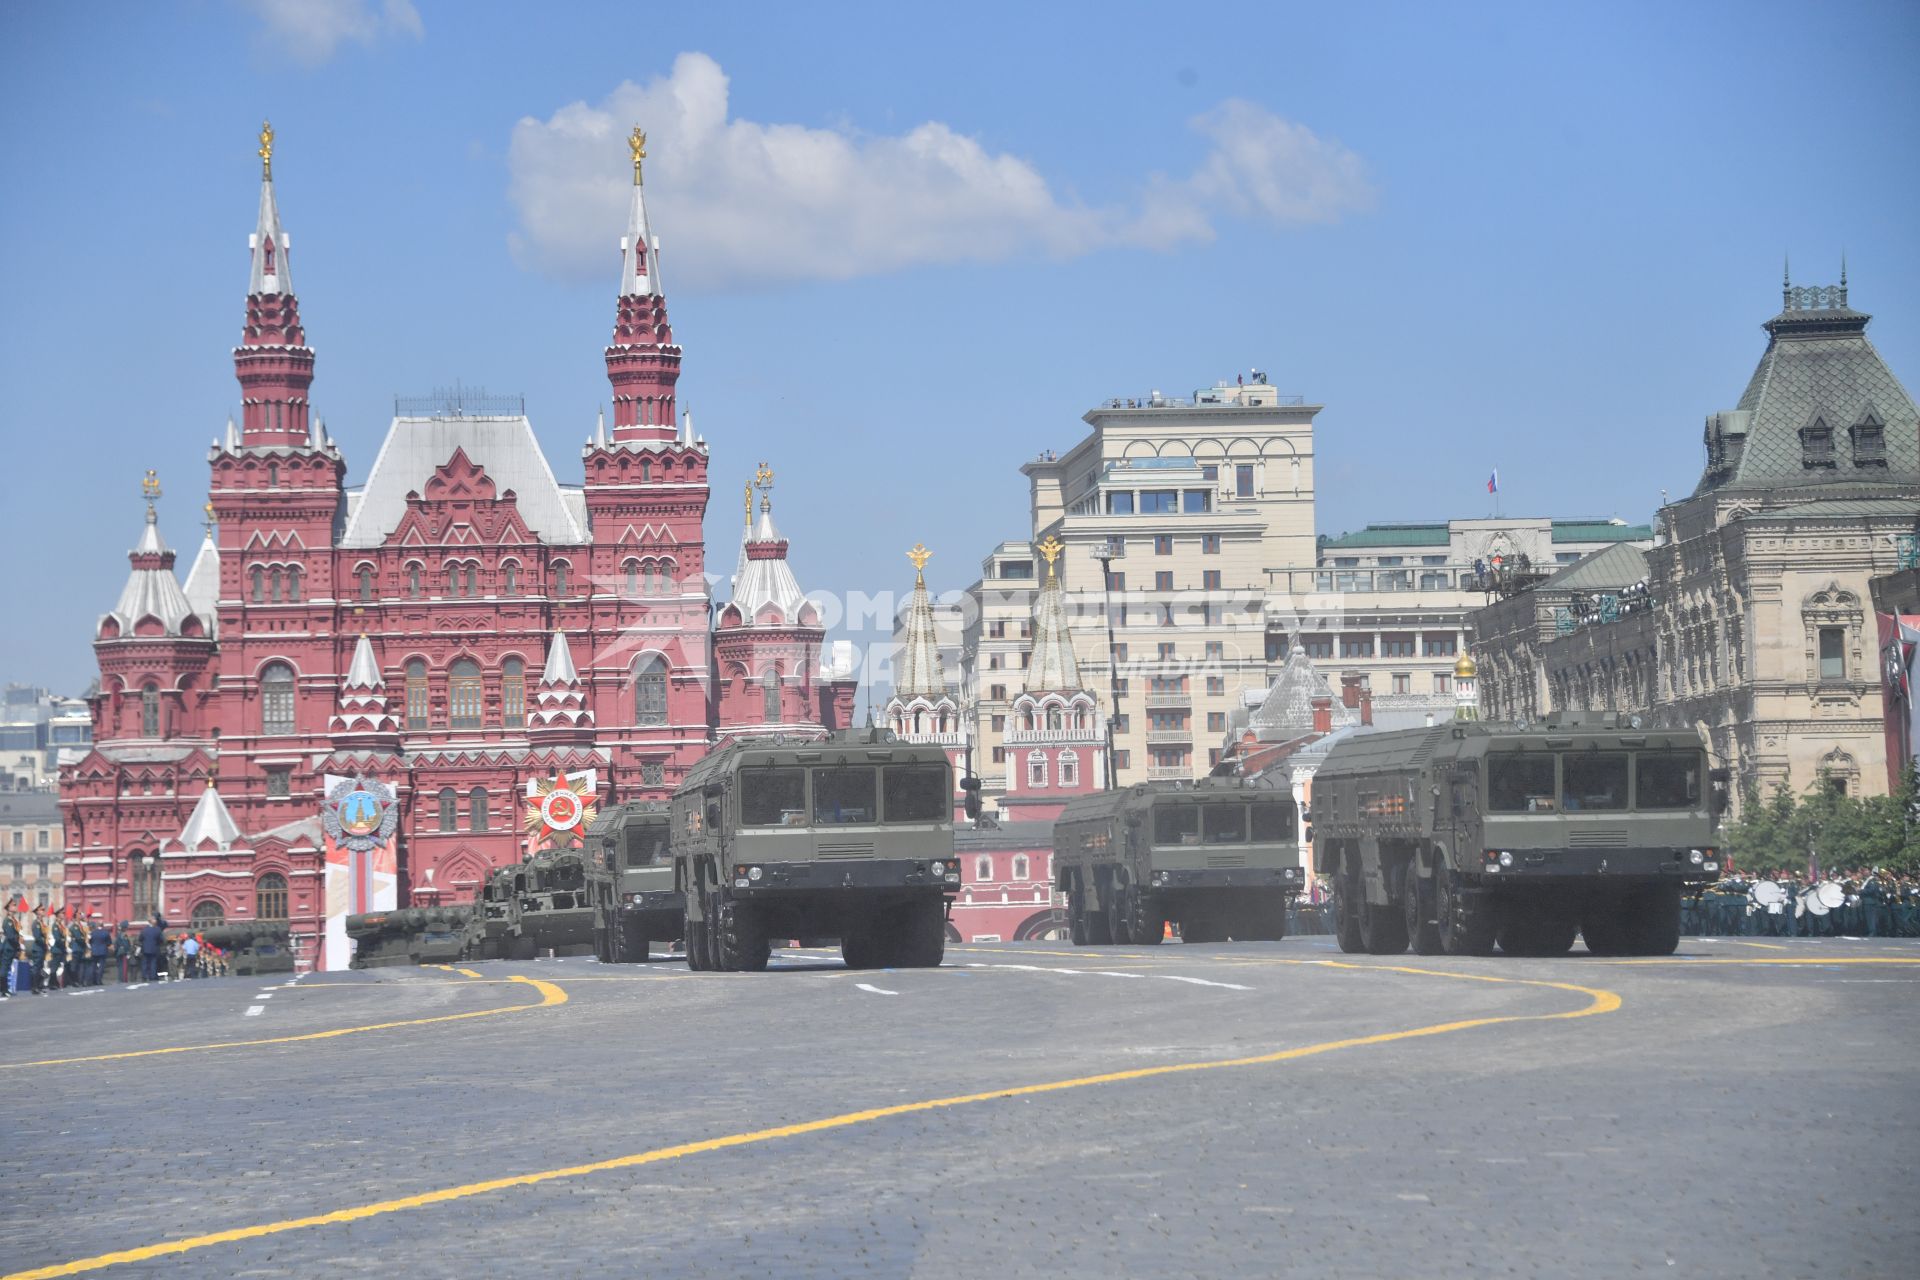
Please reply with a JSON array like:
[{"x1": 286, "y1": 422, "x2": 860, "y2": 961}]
[
  {"x1": 27, "y1": 907, "x2": 48, "y2": 994},
  {"x1": 0, "y1": 899, "x2": 18, "y2": 1000}
]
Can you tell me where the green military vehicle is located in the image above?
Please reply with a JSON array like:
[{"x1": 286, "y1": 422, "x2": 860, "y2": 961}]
[
  {"x1": 201, "y1": 922, "x2": 296, "y2": 976},
  {"x1": 671, "y1": 728, "x2": 959, "y2": 972},
  {"x1": 585, "y1": 800, "x2": 681, "y2": 962},
  {"x1": 497, "y1": 836, "x2": 598, "y2": 961},
  {"x1": 464, "y1": 865, "x2": 516, "y2": 960},
  {"x1": 1311, "y1": 711, "x2": 1727, "y2": 957},
  {"x1": 1053, "y1": 779, "x2": 1306, "y2": 945},
  {"x1": 345, "y1": 907, "x2": 474, "y2": 968}
]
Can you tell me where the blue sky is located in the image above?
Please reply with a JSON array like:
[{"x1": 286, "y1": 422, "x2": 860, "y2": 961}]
[{"x1": 3, "y1": 0, "x2": 1916, "y2": 696}]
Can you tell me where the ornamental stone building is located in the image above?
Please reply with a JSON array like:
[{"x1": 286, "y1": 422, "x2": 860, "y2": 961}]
[
  {"x1": 1472, "y1": 275, "x2": 1920, "y2": 808},
  {"x1": 58, "y1": 127, "x2": 854, "y2": 953}
]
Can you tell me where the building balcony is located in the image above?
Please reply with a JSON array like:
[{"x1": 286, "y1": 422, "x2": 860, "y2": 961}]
[
  {"x1": 1146, "y1": 763, "x2": 1196, "y2": 781},
  {"x1": 897, "y1": 731, "x2": 965, "y2": 747},
  {"x1": 1144, "y1": 691, "x2": 1192, "y2": 709},
  {"x1": 1003, "y1": 727, "x2": 1102, "y2": 745},
  {"x1": 1145, "y1": 727, "x2": 1192, "y2": 745}
]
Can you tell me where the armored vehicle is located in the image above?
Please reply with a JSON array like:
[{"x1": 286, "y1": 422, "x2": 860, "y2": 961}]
[
  {"x1": 464, "y1": 865, "x2": 516, "y2": 960},
  {"x1": 200, "y1": 922, "x2": 295, "y2": 976},
  {"x1": 346, "y1": 907, "x2": 473, "y2": 968},
  {"x1": 1312, "y1": 711, "x2": 1726, "y2": 957},
  {"x1": 671, "y1": 728, "x2": 958, "y2": 972},
  {"x1": 498, "y1": 836, "x2": 598, "y2": 960},
  {"x1": 1054, "y1": 779, "x2": 1305, "y2": 945},
  {"x1": 585, "y1": 800, "x2": 680, "y2": 962}
]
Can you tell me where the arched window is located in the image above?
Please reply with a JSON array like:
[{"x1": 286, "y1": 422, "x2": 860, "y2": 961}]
[
  {"x1": 256, "y1": 873, "x2": 288, "y2": 920},
  {"x1": 1046, "y1": 706, "x2": 1063, "y2": 731},
  {"x1": 624, "y1": 559, "x2": 640, "y2": 598},
  {"x1": 1021, "y1": 710, "x2": 1035, "y2": 731},
  {"x1": 1027, "y1": 751, "x2": 1048, "y2": 788},
  {"x1": 912, "y1": 710, "x2": 925, "y2": 735},
  {"x1": 763, "y1": 674, "x2": 781, "y2": 724},
  {"x1": 446, "y1": 566, "x2": 459, "y2": 596},
  {"x1": 191, "y1": 899, "x2": 225, "y2": 928},
  {"x1": 269, "y1": 567, "x2": 283, "y2": 603},
  {"x1": 437, "y1": 788, "x2": 457, "y2": 831},
  {"x1": 552, "y1": 561, "x2": 570, "y2": 597},
  {"x1": 141, "y1": 683, "x2": 161, "y2": 738},
  {"x1": 449, "y1": 658, "x2": 482, "y2": 730},
  {"x1": 502, "y1": 657, "x2": 526, "y2": 728},
  {"x1": 260, "y1": 662, "x2": 295, "y2": 735},
  {"x1": 405, "y1": 659, "x2": 429, "y2": 730},
  {"x1": 640, "y1": 458, "x2": 652, "y2": 483},
  {"x1": 267, "y1": 463, "x2": 278, "y2": 487},
  {"x1": 1012, "y1": 854, "x2": 1030, "y2": 881},
  {"x1": 407, "y1": 563, "x2": 422, "y2": 598},
  {"x1": 469, "y1": 787, "x2": 489, "y2": 832},
  {"x1": 131, "y1": 854, "x2": 158, "y2": 920},
  {"x1": 250, "y1": 566, "x2": 264, "y2": 603},
  {"x1": 1059, "y1": 750, "x2": 1079, "y2": 788},
  {"x1": 502, "y1": 562, "x2": 519, "y2": 596},
  {"x1": 464, "y1": 564, "x2": 478, "y2": 598},
  {"x1": 634, "y1": 655, "x2": 667, "y2": 725},
  {"x1": 976, "y1": 856, "x2": 992, "y2": 882},
  {"x1": 357, "y1": 565, "x2": 374, "y2": 602},
  {"x1": 286, "y1": 567, "x2": 301, "y2": 603}
]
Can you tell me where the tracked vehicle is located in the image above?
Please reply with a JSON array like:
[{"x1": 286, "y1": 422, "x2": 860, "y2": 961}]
[
  {"x1": 1312, "y1": 711, "x2": 1726, "y2": 957},
  {"x1": 585, "y1": 800, "x2": 680, "y2": 962},
  {"x1": 498, "y1": 836, "x2": 597, "y2": 960},
  {"x1": 1053, "y1": 779, "x2": 1305, "y2": 945},
  {"x1": 671, "y1": 728, "x2": 958, "y2": 972},
  {"x1": 346, "y1": 907, "x2": 473, "y2": 968}
]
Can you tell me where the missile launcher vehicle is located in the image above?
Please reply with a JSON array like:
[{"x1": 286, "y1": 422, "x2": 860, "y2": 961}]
[{"x1": 584, "y1": 800, "x2": 680, "y2": 962}]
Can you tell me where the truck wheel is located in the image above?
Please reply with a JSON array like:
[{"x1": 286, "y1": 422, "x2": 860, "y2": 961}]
[
  {"x1": 841, "y1": 924, "x2": 882, "y2": 970},
  {"x1": 1437, "y1": 871, "x2": 1495, "y2": 956},
  {"x1": 507, "y1": 936, "x2": 537, "y2": 962},
  {"x1": 1130, "y1": 894, "x2": 1165, "y2": 946},
  {"x1": 1110, "y1": 889, "x2": 1136, "y2": 945},
  {"x1": 1069, "y1": 898, "x2": 1089, "y2": 946},
  {"x1": 1580, "y1": 897, "x2": 1628, "y2": 955},
  {"x1": 1405, "y1": 873, "x2": 1442, "y2": 955},
  {"x1": 897, "y1": 900, "x2": 947, "y2": 968},
  {"x1": 684, "y1": 919, "x2": 708, "y2": 970},
  {"x1": 1334, "y1": 882, "x2": 1365, "y2": 954},
  {"x1": 1084, "y1": 909, "x2": 1114, "y2": 946},
  {"x1": 1625, "y1": 884, "x2": 1681, "y2": 956},
  {"x1": 717, "y1": 898, "x2": 770, "y2": 973},
  {"x1": 1358, "y1": 901, "x2": 1408, "y2": 955}
]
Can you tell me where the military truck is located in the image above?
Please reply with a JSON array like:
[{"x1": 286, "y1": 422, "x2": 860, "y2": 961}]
[
  {"x1": 671, "y1": 728, "x2": 959, "y2": 972},
  {"x1": 463, "y1": 865, "x2": 516, "y2": 960},
  {"x1": 584, "y1": 800, "x2": 681, "y2": 962},
  {"x1": 497, "y1": 836, "x2": 598, "y2": 961},
  {"x1": 1311, "y1": 711, "x2": 1727, "y2": 957},
  {"x1": 346, "y1": 906, "x2": 474, "y2": 968},
  {"x1": 1053, "y1": 779, "x2": 1305, "y2": 945}
]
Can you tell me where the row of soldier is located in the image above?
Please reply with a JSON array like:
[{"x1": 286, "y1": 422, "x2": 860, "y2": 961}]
[
  {"x1": 2, "y1": 900, "x2": 230, "y2": 1001},
  {"x1": 1688, "y1": 870, "x2": 1920, "y2": 938}
]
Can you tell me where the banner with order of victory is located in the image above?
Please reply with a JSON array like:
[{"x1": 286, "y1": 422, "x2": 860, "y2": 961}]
[{"x1": 320, "y1": 773, "x2": 399, "y2": 971}]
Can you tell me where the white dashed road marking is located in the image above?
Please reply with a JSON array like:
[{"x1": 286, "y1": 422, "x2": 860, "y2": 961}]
[
  {"x1": 854, "y1": 983, "x2": 899, "y2": 996},
  {"x1": 244, "y1": 1005, "x2": 264, "y2": 1017},
  {"x1": 1161, "y1": 975, "x2": 1254, "y2": 991},
  {"x1": 964, "y1": 961, "x2": 1252, "y2": 992}
]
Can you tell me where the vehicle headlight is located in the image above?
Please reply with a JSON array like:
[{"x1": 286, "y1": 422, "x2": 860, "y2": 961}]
[
  {"x1": 1498, "y1": 851, "x2": 1514, "y2": 868},
  {"x1": 748, "y1": 866, "x2": 763, "y2": 881},
  {"x1": 930, "y1": 861, "x2": 946, "y2": 875},
  {"x1": 1688, "y1": 849, "x2": 1705, "y2": 866}
]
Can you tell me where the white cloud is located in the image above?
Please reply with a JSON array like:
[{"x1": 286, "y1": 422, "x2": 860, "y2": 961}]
[
  {"x1": 506, "y1": 54, "x2": 1375, "y2": 291},
  {"x1": 242, "y1": 0, "x2": 423, "y2": 67}
]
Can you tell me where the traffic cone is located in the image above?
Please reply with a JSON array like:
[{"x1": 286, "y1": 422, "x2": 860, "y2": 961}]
[{"x1": 1163, "y1": 920, "x2": 1174, "y2": 941}]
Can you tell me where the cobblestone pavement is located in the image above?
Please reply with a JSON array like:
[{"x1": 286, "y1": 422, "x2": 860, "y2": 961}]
[{"x1": 3, "y1": 935, "x2": 1916, "y2": 1279}]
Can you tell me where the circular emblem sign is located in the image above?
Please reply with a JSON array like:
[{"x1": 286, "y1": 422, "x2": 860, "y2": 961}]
[
  {"x1": 541, "y1": 788, "x2": 584, "y2": 832},
  {"x1": 336, "y1": 789, "x2": 384, "y2": 837}
]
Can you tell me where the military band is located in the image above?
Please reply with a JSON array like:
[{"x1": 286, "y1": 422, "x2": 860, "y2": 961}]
[{"x1": 1, "y1": 898, "x2": 237, "y2": 1001}]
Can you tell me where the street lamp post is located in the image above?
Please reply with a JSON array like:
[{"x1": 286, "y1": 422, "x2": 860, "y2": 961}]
[{"x1": 1092, "y1": 538, "x2": 1123, "y2": 791}]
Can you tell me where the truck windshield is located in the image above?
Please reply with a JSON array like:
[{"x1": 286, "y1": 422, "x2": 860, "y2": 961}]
[
  {"x1": 741, "y1": 768, "x2": 806, "y2": 826},
  {"x1": 1635, "y1": 753, "x2": 1701, "y2": 809},
  {"x1": 883, "y1": 764, "x2": 948, "y2": 822},
  {"x1": 1153, "y1": 805, "x2": 1200, "y2": 845},
  {"x1": 1488, "y1": 756, "x2": 1557, "y2": 812},
  {"x1": 624, "y1": 826, "x2": 665, "y2": 866},
  {"x1": 1202, "y1": 805, "x2": 1246, "y2": 843},
  {"x1": 813, "y1": 766, "x2": 877, "y2": 824},
  {"x1": 1561, "y1": 753, "x2": 1628, "y2": 811},
  {"x1": 1250, "y1": 802, "x2": 1294, "y2": 842}
]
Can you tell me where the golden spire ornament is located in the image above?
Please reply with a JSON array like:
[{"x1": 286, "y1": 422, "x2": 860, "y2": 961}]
[
  {"x1": 203, "y1": 501, "x2": 216, "y2": 534},
  {"x1": 258, "y1": 121, "x2": 274, "y2": 179},
  {"x1": 744, "y1": 480, "x2": 753, "y2": 528},
  {"x1": 628, "y1": 125, "x2": 647, "y2": 185},
  {"x1": 907, "y1": 544, "x2": 932, "y2": 584},
  {"x1": 1037, "y1": 535, "x2": 1064, "y2": 577},
  {"x1": 755, "y1": 462, "x2": 774, "y2": 512},
  {"x1": 141, "y1": 469, "x2": 163, "y2": 508}
]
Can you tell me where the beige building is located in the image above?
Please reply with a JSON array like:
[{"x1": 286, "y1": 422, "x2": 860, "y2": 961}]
[
  {"x1": 1472, "y1": 276, "x2": 1920, "y2": 806},
  {"x1": 1, "y1": 792, "x2": 65, "y2": 909}
]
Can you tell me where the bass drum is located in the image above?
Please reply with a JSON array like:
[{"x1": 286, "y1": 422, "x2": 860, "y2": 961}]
[
  {"x1": 1816, "y1": 881, "x2": 1846, "y2": 911},
  {"x1": 1748, "y1": 880, "x2": 1786, "y2": 909}
]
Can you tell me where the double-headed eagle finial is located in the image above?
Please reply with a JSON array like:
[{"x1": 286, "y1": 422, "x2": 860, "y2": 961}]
[
  {"x1": 629, "y1": 125, "x2": 647, "y2": 185},
  {"x1": 1037, "y1": 535, "x2": 1064, "y2": 577},
  {"x1": 141, "y1": 469, "x2": 163, "y2": 507},
  {"x1": 755, "y1": 462, "x2": 775, "y2": 512},
  {"x1": 258, "y1": 121, "x2": 274, "y2": 179},
  {"x1": 907, "y1": 544, "x2": 932, "y2": 584}
]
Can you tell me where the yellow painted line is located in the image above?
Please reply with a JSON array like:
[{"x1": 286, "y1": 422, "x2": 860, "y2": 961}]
[
  {"x1": 0, "y1": 977, "x2": 566, "y2": 1070},
  {"x1": 1595, "y1": 956, "x2": 1920, "y2": 967},
  {"x1": 1712, "y1": 939, "x2": 1791, "y2": 951},
  {"x1": 454, "y1": 967, "x2": 483, "y2": 978},
  {"x1": 0, "y1": 965, "x2": 1617, "y2": 1279}
]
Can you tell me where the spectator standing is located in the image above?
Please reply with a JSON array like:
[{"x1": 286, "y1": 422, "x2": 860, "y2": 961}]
[{"x1": 138, "y1": 917, "x2": 162, "y2": 983}]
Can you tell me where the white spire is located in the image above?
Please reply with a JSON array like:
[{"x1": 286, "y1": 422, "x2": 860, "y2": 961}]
[
  {"x1": 179, "y1": 785, "x2": 241, "y2": 850},
  {"x1": 225, "y1": 416, "x2": 239, "y2": 451},
  {"x1": 893, "y1": 550, "x2": 950, "y2": 702},
  {"x1": 182, "y1": 530, "x2": 220, "y2": 634},
  {"x1": 105, "y1": 505, "x2": 196, "y2": 638},
  {"x1": 595, "y1": 407, "x2": 607, "y2": 447},
  {"x1": 680, "y1": 407, "x2": 693, "y2": 445},
  {"x1": 618, "y1": 183, "x2": 659, "y2": 298},
  {"x1": 247, "y1": 166, "x2": 293, "y2": 296},
  {"x1": 344, "y1": 633, "x2": 383, "y2": 690},
  {"x1": 307, "y1": 411, "x2": 324, "y2": 451},
  {"x1": 1025, "y1": 555, "x2": 1083, "y2": 694},
  {"x1": 541, "y1": 630, "x2": 580, "y2": 686}
]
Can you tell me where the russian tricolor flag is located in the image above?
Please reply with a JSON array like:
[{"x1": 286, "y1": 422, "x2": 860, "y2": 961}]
[{"x1": 1487, "y1": 469, "x2": 1499, "y2": 494}]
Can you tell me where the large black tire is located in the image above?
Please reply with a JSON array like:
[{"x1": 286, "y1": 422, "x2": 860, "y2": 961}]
[
  {"x1": 841, "y1": 924, "x2": 883, "y2": 970},
  {"x1": 1406, "y1": 871, "x2": 1443, "y2": 955},
  {"x1": 684, "y1": 919, "x2": 708, "y2": 970},
  {"x1": 1624, "y1": 884, "x2": 1682, "y2": 956},
  {"x1": 1084, "y1": 908, "x2": 1114, "y2": 946},
  {"x1": 1437, "y1": 871, "x2": 1496, "y2": 956},
  {"x1": 896, "y1": 899, "x2": 947, "y2": 968},
  {"x1": 1334, "y1": 879, "x2": 1365, "y2": 954},
  {"x1": 1130, "y1": 893, "x2": 1165, "y2": 945},
  {"x1": 507, "y1": 935, "x2": 537, "y2": 962},
  {"x1": 1069, "y1": 897, "x2": 1089, "y2": 946},
  {"x1": 716, "y1": 898, "x2": 770, "y2": 973},
  {"x1": 1581, "y1": 897, "x2": 1629, "y2": 955},
  {"x1": 1110, "y1": 889, "x2": 1136, "y2": 945},
  {"x1": 1358, "y1": 900, "x2": 1409, "y2": 955}
]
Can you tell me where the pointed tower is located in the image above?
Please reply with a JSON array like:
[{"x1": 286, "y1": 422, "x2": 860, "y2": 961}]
[
  {"x1": 604, "y1": 125, "x2": 681, "y2": 444},
  {"x1": 329, "y1": 634, "x2": 402, "y2": 745},
  {"x1": 528, "y1": 630, "x2": 596, "y2": 746},
  {"x1": 1001, "y1": 536, "x2": 1106, "y2": 821},
  {"x1": 93, "y1": 473, "x2": 217, "y2": 743},
  {"x1": 883, "y1": 543, "x2": 964, "y2": 813},
  {"x1": 233, "y1": 122, "x2": 315, "y2": 448},
  {"x1": 713, "y1": 465, "x2": 855, "y2": 738}
]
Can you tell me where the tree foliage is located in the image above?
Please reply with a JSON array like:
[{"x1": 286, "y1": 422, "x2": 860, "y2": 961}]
[{"x1": 1722, "y1": 765, "x2": 1920, "y2": 875}]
